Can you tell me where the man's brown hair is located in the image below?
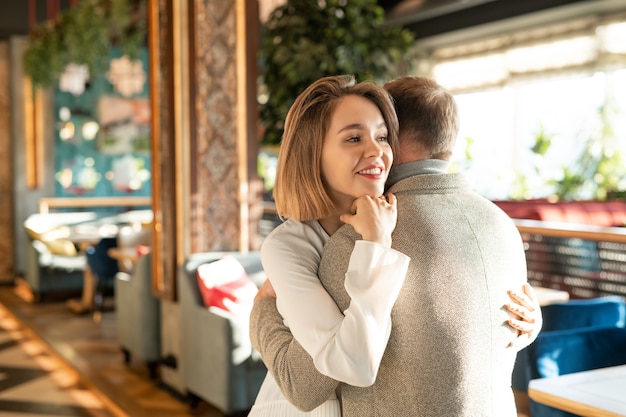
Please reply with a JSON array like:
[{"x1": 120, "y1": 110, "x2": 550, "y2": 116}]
[{"x1": 384, "y1": 76, "x2": 459, "y2": 160}]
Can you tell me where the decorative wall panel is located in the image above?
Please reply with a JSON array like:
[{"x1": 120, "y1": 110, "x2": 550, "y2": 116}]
[
  {"x1": 191, "y1": 0, "x2": 246, "y2": 252},
  {"x1": 150, "y1": 0, "x2": 259, "y2": 301}
]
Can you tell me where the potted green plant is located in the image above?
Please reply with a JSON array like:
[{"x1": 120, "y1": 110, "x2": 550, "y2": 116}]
[
  {"x1": 23, "y1": 0, "x2": 146, "y2": 89},
  {"x1": 258, "y1": 0, "x2": 416, "y2": 145}
]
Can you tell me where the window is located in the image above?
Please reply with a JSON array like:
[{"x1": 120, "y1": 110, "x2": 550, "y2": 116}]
[{"x1": 433, "y1": 18, "x2": 626, "y2": 200}]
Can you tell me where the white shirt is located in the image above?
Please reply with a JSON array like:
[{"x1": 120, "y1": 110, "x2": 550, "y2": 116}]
[{"x1": 249, "y1": 219, "x2": 409, "y2": 416}]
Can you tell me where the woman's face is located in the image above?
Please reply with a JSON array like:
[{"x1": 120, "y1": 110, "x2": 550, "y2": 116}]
[{"x1": 321, "y1": 94, "x2": 393, "y2": 213}]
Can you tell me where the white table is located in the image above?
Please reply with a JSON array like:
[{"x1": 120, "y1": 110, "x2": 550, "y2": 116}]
[
  {"x1": 534, "y1": 286, "x2": 570, "y2": 306},
  {"x1": 529, "y1": 364, "x2": 626, "y2": 417}
]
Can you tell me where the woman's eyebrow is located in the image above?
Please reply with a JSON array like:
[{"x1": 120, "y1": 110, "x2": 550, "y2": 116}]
[
  {"x1": 336, "y1": 122, "x2": 387, "y2": 134},
  {"x1": 336, "y1": 123, "x2": 364, "y2": 134}
]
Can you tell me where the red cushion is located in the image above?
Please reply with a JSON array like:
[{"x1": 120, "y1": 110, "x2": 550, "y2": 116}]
[{"x1": 196, "y1": 255, "x2": 258, "y2": 312}]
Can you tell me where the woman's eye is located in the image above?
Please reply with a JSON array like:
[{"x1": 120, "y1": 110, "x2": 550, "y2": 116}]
[
  {"x1": 347, "y1": 136, "x2": 360, "y2": 142},
  {"x1": 378, "y1": 136, "x2": 389, "y2": 142}
]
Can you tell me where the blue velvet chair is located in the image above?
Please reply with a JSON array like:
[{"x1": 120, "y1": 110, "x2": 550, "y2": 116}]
[
  {"x1": 513, "y1": 296, "x2": 626, "y2": 417},
  {"x1": 540, "y1": 296, "x2": 625, "y2": 330},
  {"x1": 514, "y1": 296, "x2": 626, "y2": 391},
  {"x1": 85, "y1": 236, "x2": 119, "y2": 321},
  {"x1": 528, "y1": 326, "x2": 626, "y2": 417}
]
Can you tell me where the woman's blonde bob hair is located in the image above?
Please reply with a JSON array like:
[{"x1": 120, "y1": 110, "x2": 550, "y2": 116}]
[{"x1": 273, "y1": 75, "x2": 399, "y2": 221}]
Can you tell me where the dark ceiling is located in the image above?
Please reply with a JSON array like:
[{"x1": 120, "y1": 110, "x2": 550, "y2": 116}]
[
  {"x1": 0, "y1": 0, "x2": 73, "y2": 38},
  {"x1": 1, "y1": 0, "x2": 623, "y2": 41},
  {"x1": 379, "y1": 0, "x2": 626, "y2": 40}
]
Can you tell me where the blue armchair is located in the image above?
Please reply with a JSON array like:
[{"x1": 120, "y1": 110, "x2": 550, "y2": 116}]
[
  {"x1": 513, "y1": 296, "x2": 626, "y2": 417},
  {"x1": 513, "y1": 296, "x2": 626, "y2": 391},
  {"x1": 85, "y1": 237, "x2": 119, "y2": 321},
  {"x1": 540, "y1": 296, "x2": 625, "y2": 330},
  {"x1": 528, "y1": 326, "x2": 626, "y2": 417}
]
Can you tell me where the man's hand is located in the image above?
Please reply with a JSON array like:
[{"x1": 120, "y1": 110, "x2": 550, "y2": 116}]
[
  {"x1": 254, "y1": 279, "x2": 277, "y2": 303},
  {"x1": 506, "y1": 282, "x2": 543, "y2": 349}
]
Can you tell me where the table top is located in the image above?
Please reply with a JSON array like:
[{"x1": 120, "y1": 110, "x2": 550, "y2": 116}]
[
  {"x1": 534, "y1": 286, "x2": 570, "y2": 306},
  {"x1": 108, "y1": 247, "x2": 149, "y2": 264},
  {"x1": 529, "y1": 364, "x2": 626, "y2": 417},
  {"x1": 66, "y1": 210, "x2": 153, "y2": 244}
]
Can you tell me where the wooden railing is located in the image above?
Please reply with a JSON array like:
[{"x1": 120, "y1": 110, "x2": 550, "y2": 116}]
[
  {"x1": 513, "y1": 219, "x2": 626, "y2": 300},
  {"x1": 514, "y1": 219, "x2": 626, "y2": 243},
  {"x1": 259, "y1": 204, "x2": 626, "y2": 299}
]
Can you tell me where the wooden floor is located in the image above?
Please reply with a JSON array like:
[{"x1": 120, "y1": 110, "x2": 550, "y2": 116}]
[
  {"x1": 0, "y1": 281, "x2": 233, "y2": 417},
  {"x1": 0, "y1": 280, "x2": 533, "y2": 417}
]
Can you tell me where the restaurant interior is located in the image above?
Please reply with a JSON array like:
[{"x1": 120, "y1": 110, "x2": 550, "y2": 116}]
[{"x1": 1, "y1": 0, "x2": 626, "y2": 416}]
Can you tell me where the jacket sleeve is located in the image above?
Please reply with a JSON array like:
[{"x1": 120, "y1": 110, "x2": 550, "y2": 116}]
[
  {"x1": 263, "y1": 234, "x2": 409, "y2": 387},
  {"x1": 249, "y1": 297, "x2": 339, "y2": 412}
]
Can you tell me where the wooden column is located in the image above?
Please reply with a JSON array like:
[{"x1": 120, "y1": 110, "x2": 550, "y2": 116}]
[
  {"x1": 0, "y1": 41, "x2": 14, "y2": 283},
  {"x1": 149, "y1": 0, "x2": 260, "y2": 301}
]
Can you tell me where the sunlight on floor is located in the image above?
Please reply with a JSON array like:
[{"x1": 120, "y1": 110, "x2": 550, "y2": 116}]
[{"x1": 0, "y1": 303, "x2": 114, "y2": 416}]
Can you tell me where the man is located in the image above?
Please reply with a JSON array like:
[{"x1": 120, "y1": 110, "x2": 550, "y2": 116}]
[{"x1": 250, "y1": 76, "x2": 541, "y2": 416}]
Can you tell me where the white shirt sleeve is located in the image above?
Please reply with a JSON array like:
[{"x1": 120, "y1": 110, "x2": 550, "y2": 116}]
[{"x1": 260, "y1": 221, "x2": 409, "y2": 387}]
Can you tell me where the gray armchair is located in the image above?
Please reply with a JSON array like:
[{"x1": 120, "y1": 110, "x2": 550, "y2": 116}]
[
  {"x1": 23, "y1": 211, "x2": 101, "y2": 301},
  {"x1": 24, "y1": 234, "x2": 86, "y2": 302},
  {"x1": 115, "y1": 251, "x2": 161, "y2": 378},
  {"x1": 179, "y1": 251, "x2": 267, "y2": 416}
]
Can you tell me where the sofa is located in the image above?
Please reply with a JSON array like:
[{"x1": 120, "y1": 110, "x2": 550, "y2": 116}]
[
  {"x1": 23, "y1": 212, "x2": 97, "y2": 301},
  {"x1": 493, "y1": 199, "x2": 626, "y2": 226},
  {"x1": 179, "y1": 251, "x2": 267, "y2": 416}
]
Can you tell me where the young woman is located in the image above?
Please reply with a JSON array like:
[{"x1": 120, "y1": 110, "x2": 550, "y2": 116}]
[{"x1": 249, "y1": 75, "x2": 409, "y2": 417}]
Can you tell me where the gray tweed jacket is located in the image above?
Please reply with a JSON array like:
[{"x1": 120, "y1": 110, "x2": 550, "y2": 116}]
[{"x1": 250, "y1": 171, "x2": 527, "y2": 417}]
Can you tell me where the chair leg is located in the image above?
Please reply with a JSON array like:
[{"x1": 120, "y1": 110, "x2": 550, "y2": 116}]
[
  {"x1": 92, "y1": 275, "x2": 104, "y2": 322},
  {"x1": 187, "y1": 392, "x2": 201, "y2": 409},
  {"x1": 121, "y1": 348, "x2": 131, "y2": 364},
  {"x1": 146, "y1": 361, "x2": 159, "y2": 380}
]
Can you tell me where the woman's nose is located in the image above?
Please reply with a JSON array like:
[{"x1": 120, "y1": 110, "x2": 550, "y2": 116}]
[{"x1": 364, "y1": 137, "x2": 384, "y2": 158}]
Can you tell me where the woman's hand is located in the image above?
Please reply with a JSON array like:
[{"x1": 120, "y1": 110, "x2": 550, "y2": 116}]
[
  {"x1": 506, "y1": 282, "x2": 543, "y2": 348},
  {"x1": 340, "y1": 193, "x2": 397, "y2": 247}
]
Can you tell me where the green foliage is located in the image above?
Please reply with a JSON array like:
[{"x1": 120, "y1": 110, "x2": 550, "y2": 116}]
[
  {"x1": 258, "y1": 0, "x2": 415, "y2": 145},
  {"x1": 463, "y1": 136, "x2": 475, "y2": 162},
  {"x1": 508, "y1": 172, "x2": 532, "y2": 201},
  {"x1": 449, "y1": 136, "x2": 474, "y2": 174},
  {"x1": 23, "y1": 22, "x2": 64, "y2": 87},
  {"x1": 530, "y1": 124, "x2": 552, "y2": 157},
  {"x1": 531, "y1": 102, "x2": 626, "y2": 201},
  {"x1": 23, "y1": 0, "x2": 146, "y2": 88}
]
